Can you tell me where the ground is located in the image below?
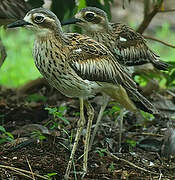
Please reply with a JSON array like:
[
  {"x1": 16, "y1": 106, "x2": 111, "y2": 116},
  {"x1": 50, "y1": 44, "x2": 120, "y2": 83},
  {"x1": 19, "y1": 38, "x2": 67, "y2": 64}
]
[{"x1": 0, "y1": 80, "x2": 175, "y2": 180}]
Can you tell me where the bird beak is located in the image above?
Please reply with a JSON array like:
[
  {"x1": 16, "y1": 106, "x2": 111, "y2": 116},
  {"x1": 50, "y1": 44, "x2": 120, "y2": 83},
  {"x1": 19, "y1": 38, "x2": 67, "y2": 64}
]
[
  {"x1": 61, "y1": 18, "x2": 82, "y2": 26},
  {"x1": 7, "y1": 20, "x2": 33, "y2": 28}
]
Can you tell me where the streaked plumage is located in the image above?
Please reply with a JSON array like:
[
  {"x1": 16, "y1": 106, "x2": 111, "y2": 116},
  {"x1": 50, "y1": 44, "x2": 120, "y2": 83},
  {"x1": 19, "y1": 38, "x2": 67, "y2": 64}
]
[
  {"x1": 62, "y1": 6, "x2": 170, "y2": 70},
  {"x1": 7, "y1": 8, "x2": 158, "y2": 179}
]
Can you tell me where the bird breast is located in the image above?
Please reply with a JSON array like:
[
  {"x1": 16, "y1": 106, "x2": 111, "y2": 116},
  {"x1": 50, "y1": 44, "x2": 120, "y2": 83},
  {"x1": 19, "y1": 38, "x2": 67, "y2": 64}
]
[{"x1": 33, "y1": 39, "x2": 101, "y2": 98}]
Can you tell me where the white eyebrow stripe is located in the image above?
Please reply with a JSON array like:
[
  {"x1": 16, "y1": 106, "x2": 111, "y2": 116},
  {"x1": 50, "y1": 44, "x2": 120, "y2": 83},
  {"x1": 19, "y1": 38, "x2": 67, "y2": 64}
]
[{"x1": 24, "y1": 14, "x2": 32, "y2": 23}]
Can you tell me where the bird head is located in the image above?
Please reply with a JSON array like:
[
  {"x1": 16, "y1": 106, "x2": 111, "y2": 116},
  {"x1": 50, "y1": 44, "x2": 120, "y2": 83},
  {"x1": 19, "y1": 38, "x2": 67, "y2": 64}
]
[
  {"x1": 62, "y1": 7, "x2": 109, "y2": 32},
  {"x1": 7, "y1": 8, "x2": 62, "y2": 36}
]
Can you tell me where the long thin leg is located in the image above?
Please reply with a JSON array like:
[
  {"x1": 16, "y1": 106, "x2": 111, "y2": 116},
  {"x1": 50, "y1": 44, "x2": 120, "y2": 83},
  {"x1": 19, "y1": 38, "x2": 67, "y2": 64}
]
[
  {"x1": 82, "y1": 100, "x2": 94, "y2": 177},
  {"x1": 118, "y1": 108, "x2": 124, "y2": 152},
  {"x1": 89, "y1": 95, "x2": 109, "y2": 150},
  {"x1": 64, "y1": 98, "x2": 85, "y2": 180}
]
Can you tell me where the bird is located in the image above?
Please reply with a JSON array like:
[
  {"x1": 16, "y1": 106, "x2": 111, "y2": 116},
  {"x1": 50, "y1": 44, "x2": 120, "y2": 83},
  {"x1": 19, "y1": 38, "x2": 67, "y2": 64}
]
[
  {"x1": 61, "y1": 6, "x2": 169, "y2": 148},
  {"x1": 7, "y1": 8, "x2": 158, "y2": 179},
  {"x1": 61, "y1": 6, "x2": 170, "y2": 71}
]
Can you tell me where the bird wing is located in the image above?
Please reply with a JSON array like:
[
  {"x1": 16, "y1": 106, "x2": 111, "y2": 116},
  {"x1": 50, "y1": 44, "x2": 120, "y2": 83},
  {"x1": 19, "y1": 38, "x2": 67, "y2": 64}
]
[
  {"x1": 0, "y1": 0, "x2": 30, "y2": 19},
  {"x1": 66, "y1": 33, "x2": 136, "y2": 89},
  {"x1": 66, "y1": 33, "x2": 158, "y2": 115},
  {"x1": 111, "y1": 23, "x2": 160, "y2": 66}
]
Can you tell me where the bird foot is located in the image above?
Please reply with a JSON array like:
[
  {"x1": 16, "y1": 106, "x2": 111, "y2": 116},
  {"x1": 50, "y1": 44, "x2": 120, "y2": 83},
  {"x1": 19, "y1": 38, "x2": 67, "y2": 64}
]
[
  {"x1": 64, "y1": 170, "x2": 87, "y2": 179},
  {"x1": 81, "y1": 169, "x2": 87, "y2": 179}
]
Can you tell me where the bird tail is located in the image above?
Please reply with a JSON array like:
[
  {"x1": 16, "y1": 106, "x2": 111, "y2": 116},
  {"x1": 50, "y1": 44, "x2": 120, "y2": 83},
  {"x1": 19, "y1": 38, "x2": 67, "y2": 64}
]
[
  {"x1": 124, "y1": 86, "x2": 158, "y2": 115},
  {"x1": 148, "y1": 50, "x2": 171, "y2": 71},
  {"x1": 152, "y1": 59, "x2": 171, "y2": 71}
]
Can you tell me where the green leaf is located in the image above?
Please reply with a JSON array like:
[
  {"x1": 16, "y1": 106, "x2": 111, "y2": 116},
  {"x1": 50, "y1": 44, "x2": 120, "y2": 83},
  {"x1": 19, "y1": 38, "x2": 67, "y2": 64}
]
[
  {"x1": 0, "y1": 126, "x2": 6, "y2": 133},
  {"x1": 5, "y1": 132, "x2": 14, "y2": 139},
  {"x1": 0, "y1": 138, "x2": 8, "y2": 144},
  {"x1": 26, "y1": 94, "x2": 47, "y2": 103},
  {"x1": 77, "y1": 0, "x2": 86, "y2": 10},
  {"x1": 45, "y1": 107, "x2": 57, "y2": 115},
  {"x1": 59, "y1": 116, "x2": 70, "y2": 125},
  {"x1": 45, "y1": 172, "x2": 57, "y2": 178},
  {"x1": 39, "y1": 135, "x2": 46, "y2": 141},
  {"x1": 126, "y1": 139, "x2": 137, "y2": 147}
]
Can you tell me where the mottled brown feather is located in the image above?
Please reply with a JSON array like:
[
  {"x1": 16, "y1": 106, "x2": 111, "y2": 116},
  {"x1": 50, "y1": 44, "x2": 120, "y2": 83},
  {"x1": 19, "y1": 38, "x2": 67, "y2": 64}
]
[
  {"x1": 66, "y1": 33, "x2": 136, "y2": 89},
  {"x1": 67, "y1": 7, "x2": 170, "y2": 70}
]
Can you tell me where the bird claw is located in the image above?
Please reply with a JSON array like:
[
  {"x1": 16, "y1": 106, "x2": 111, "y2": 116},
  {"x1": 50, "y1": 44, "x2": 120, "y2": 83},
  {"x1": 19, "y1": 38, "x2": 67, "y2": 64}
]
[
  {"x1": 64, "y1": 170, "x2": 87, "y2": 179},
  {"x1": 81, "y1": 169, "x2": 87, "y2": 179}
]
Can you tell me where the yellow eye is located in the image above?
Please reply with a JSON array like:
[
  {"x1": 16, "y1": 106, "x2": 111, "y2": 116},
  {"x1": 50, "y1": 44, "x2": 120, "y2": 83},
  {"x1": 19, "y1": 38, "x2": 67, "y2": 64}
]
[{"x1": 34, "y1": 16, "x2": 44, "y2": 23}]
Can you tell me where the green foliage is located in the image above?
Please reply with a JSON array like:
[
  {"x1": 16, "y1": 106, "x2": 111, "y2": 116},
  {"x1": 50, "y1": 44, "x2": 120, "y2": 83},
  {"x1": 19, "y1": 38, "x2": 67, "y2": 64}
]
[
  {"x1": 140, "y1": 111, "x2": 154, "y2": 121},
  {"x1": 77, "y1": 0, "x2": 87, "y2": 11},
  {"x1": 148, "y1": 23, "x2": 175, "y2": 64},
  {"x1": 73, "y1": 112, "x2": 80, "y2": 117},
  {"x1": 0, "y1": 28, "x2": 41, "y2": 87},
  {"x1": 45, "y1": 172, "x2": 57, "y2": 179},
  {"x1": 126, "y1": 139, "x2": 137, "y2": 147},
  {"x1": 95, "y1": 147, "x2": 107, "y2": 157},
  {"x1": 26, "y1": 93, "x2": 47, "y2": 103},
  {"x1": 103, "y1": 102, "x2": 121, "y2": 118},
  {"x1": 146, "y1": 23, "x2": 175, "y2": 88},
  {"x1": 31, "y1": 130, "x2": 46, "y2": 141},
  {"x1": 45, "y1": 106, "x2": 69, "y2": 129},
  {"x1": 108, "y1": 162, "x2": 115, "y2": 172},
  {"x1": 0, "y1": 126, "x2": 14, "y2": 144}
]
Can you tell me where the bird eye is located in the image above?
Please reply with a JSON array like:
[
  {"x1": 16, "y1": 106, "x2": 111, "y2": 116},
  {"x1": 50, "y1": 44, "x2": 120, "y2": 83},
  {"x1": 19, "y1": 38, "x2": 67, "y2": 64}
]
[
  {"x1": 85, "y1": 13, "x2": 95, "y2": 21},
  {"x1": 34, "y1": 16, "x2": 45, "y2": 23}
]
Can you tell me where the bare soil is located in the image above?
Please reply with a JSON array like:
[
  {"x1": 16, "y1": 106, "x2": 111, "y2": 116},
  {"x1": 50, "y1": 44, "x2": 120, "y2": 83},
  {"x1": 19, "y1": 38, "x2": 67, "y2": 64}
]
[{"x1": 0, "y1": 81, "x2": 175, "y2": 180}]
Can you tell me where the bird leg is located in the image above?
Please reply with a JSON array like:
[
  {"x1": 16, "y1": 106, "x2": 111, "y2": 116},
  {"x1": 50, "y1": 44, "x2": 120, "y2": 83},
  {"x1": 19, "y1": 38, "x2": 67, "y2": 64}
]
[
  {"x1": 64, "y1": 98, "x2": 85, "y2": 180},
  {"x1": 118, "y1": 108, "x2": 125, "y2": 152},
  {"x1": 89, "y1": 95, "x2": 109, "y2": 150},
  {"x1": 83, "y1": 100, "x2": 94, "y2": 176}
]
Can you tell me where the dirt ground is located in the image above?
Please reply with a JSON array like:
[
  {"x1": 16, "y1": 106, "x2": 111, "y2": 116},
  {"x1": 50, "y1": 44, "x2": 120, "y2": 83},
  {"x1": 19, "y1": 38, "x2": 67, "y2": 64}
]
[{"x1": 0, "y1": 80, "x2": 175, "y2": 180}]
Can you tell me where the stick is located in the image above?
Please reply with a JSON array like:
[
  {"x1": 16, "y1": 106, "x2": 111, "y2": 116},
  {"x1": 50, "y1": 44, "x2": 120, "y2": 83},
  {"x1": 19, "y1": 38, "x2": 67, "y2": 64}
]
[
  {"x1": 0, "y1": 164, "x2": 48, "y2": 179},
  {"x1": 143, "y1": 35, "x2": 175, "y2": 49},
  {"x1": 107, "y1": 151, "x2": 159, "y2": 175}
]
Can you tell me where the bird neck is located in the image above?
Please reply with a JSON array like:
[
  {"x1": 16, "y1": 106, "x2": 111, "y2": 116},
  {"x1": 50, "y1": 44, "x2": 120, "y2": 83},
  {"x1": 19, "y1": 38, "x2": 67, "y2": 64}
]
[
  {"x1": 85, "y1": 22, "x2": 112, "y2": 35},
  {"x1": 35, "y1": 27, "x2": 68, "y2": 46}
]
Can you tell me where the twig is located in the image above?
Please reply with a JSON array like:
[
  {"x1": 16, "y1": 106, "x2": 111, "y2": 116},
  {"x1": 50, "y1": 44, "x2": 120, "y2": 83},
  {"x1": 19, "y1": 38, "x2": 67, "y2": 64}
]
[
  {"x1": 143, "y1": 35, "x2": 175, "y2": 49},
  {"x1": 26, "y1": 157, "x2": 36, "y2": 180},
  {"x1": 159, "y1": 9, "x2": 175, "y2": 13},
  {"x1": 107, "y1": 151, "x2": 159, "y2": 175},
  {"x1": 0, "y1": 164, "x2": 48, "y2": 179},
  {"x1": 137, "y1": 0, "x2": 164, "y2": 34},
  {"x1": 9, "y1": 168, "x2": 34, "y2": 179},
  {"x1": 166, "y1": 90, "x2": 175, "y2": 98},
  {"x1": 133, "y1": 132, "x2": 163, "y2": 137}
]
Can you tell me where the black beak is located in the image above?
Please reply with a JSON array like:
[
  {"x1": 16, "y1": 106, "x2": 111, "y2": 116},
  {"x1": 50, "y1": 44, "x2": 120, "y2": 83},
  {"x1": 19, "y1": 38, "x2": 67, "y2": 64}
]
[
  {"x1": 7, "y1": 20, "x2": 33, "y2": 28},
  {"x1": 61, "y1": 18, "x2": 82, "y2": 26}
]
